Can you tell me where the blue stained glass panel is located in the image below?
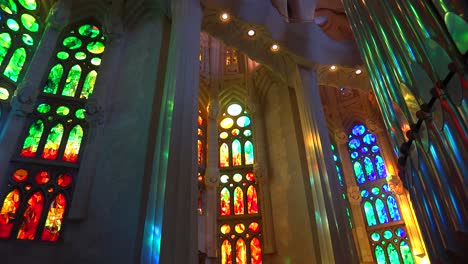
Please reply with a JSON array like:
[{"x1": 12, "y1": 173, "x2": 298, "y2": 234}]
[
  {"x1": 375, "y1": 155, "x2": 387, "y2": 178},
  {"x1": 361, "y1": 189, "x2": 369, "y2": 198},
  {"x1": 364, "y1": 201, "x2": 377, "y2": 226},
  {"x1": 352, "y1": 124, "x2": 366, "y2": 136},
  {"x1": 348, "y1": 139, "x2": 361, "y2": 149},
  {"x1": 364, "y1": 157, "x2": 377, "y2": 181},
  {"x1": 375, "y1": 198, "x2": 389, "y2": 224},
  {"x1": 333, "y1": 154, "x2": 338, "y2": 161},
  {"x1": 361, "y1": 147, "x2": 369, "y2": 154},
  {"x1": 387, "y1": 196, "x2": 401, "y2": 221},
  {"x1": 375, "y1": 246, "x2": 387, "y2": 264},
  {"x1": 372, "y1": 145, "x2": 380, "y2": 152},
  {"x1": 354, "y1": 162, "x2": 365, "y2": 184},
  {"x1": 351, "y1": 152, "x2": 359, "y2": 159},
  {"x1": 395, "y1": 227, "x2": 406, "y2": 238},
  {"x1": 363, "y1": 133, "x2": 376, "y2": 144},
  {"x1": 382, "y1": 183, "x2": 390, "y2": 192}
]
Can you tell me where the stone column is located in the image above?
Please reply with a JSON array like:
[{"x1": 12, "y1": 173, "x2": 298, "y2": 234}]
[
  {"x1": 68, "y1": 11, "x2": 124, "y2": 219},
  {"x1": 151, "y1": 0, "x2": 203, "y2": 263},
  {"x1": 0, "y1": 0, "x2": 70, "y2": 190},
  {"x1": 293, "y1": 66, "x2": 358, "y2": 263},
  {"x1": 204, "y1": 97, "x2": 220, "y2": 260}
]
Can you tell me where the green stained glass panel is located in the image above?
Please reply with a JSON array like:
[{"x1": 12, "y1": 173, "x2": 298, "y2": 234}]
[
  {"x1": 63, "y1": 37, "x2": 82, "y2": 49},
  {"x1": 20, "y1": 120, "x2": 44, "y2": 157},
  {"x1": 375, "y1": 198, "x2": 389, "y2": 224},
  {"x1": 364, "y1": 201, "x2": 377, "y2": 226},
  {"x1": 0, "y1": 0, "x2": 17, "y2": 14},
  {"x1": 364, "y1": 156, "x2": 377, "y2": 181},
  {"x1": 90, "y1": 57, "x2": 101, "y2": 66},
  {"x1": 75, "y1": 52, "x2": 86, "y2": 60},
  {"x1": 354, "y1": 161, "x2": 365, "y2": 184},
  {"x1": 387, "y1": 243, "x2": 401, "y2": 264},
  {"x1": 21, "y1": 14, "x2": 39, "y2": 32},
  {"x1": 7, "y1": 18, "x2": 20, "y2": 31},
  {"x1": 62, "y1": 65, "x2": 81, "y2": 97},
  {"x1": 56, "y1": 106, "x2": 70, "y2": 116},
  {"x1": 75, "y1": 109, "x2": 85, "y2": 119},
  {"x1": 80, "y1": 70, "x2": 97, "y2": 99},
  {"x1": 43, "y1": 64, "x2": 63, "y2": 94},
  {"x1": 22, "y1": 33, "x2": 33, "y2": 45},
  {"x1": 78, "y1": 24, "x2": 100, "y2": 38},
  {"x1": 57, "y1": 51, "x2": 69, "y2": 60},
  {"x1": 4, "y1": 48, "x2": 26, "y2": 82},
  {"x1": 244, "y1": 140, "x2": 254, "y2": 165},
  {"x1": 387, "y1": 196, "x2": 401, "y2": 221},
  {"x1": 63, "y1": 125, "x2": 83, "y2": 162},
  {"x1": 375, "y1": 246, "x2": 387, "y2": 264},
  {"x1": 445, "y1": 12, "x2": 468, "y2": 53},
  {"x1": 87, "y1": 41, "x2": 105, "y2": 54},
  {"x1": 42, "y1": 123, "x2": 64, "y2": 160},
  {"x1": 36, "y1": 103, "x2": 50, "y2": 113},
  {"x1": 0, "y1": 33, "x2": 12, "y2": 65},
  {"x1": 243, "y1": 129, "x2": 251, "y2": 137},
  {"x1": 371, "y1": 232, "x2": 380, "y2": 241},
  {"x1": 383, "y1": 230, "x2": 393, "y2": 239},
  {"x1": 236, "y1": 116, "x2": 250, "y2": 127},
  {"x1": 400, "y1": 241, "x2": 414, "y2": 264},
  {"x1": 18, "y1": 0, "x2": 37, "y2": 10},
  {"x1": 0, "y1": 87, "x2": 9, "y2": 100}
]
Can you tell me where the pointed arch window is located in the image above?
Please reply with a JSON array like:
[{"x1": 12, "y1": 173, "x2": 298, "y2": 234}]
[
  {"x1": 347, "y1": 123, "x2": 414, "y2": 264},
  {"x1": 218, "y1": 103, "x2": 263, "y2": 264},
  {"x1": 197, "y1": 108, "x2": 207, "y2": 215},
  {"x1": 0, "y1": 0, "x2": 48, "y2": 129},
  {"x1": 0, "y1": 21, "x2": 106, "y2": 242}
]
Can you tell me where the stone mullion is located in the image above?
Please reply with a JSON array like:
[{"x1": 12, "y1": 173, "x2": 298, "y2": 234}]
[{"x1": 0, "y1": 1, "x2": 71, "y2": 193}]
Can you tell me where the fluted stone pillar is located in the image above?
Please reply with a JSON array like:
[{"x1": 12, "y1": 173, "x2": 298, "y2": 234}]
[
  {"x1": 294, "y1": 66, "x2": 358, "y2": 263},
  {"x1": 0, "y1": 0, "x2": 70, "y2": 192}
]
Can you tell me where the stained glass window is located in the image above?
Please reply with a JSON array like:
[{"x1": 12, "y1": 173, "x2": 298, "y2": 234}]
[
  {"x1": 347, "y1": 123, "x2": 414, "y2": 263},
  {"x1": 330, "y1": 143, "x2": 353, "y2": 228},
  {"x1": 197, "y1": 109, "x2": 206, "y2": 215},
  {"x1": 218, "y1": 103, "x2": 263, "y2": 263},
  {"x1": 0, "y1": 0, "x2": 47, "y2": 130},
  {"x1": 0, "y1": 22, "x2": 106, "y2": 242}
]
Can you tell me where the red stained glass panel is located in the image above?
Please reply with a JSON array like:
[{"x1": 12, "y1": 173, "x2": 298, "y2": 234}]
[
  {"x1": 0, "y1": 189, "x2": 20, "y2": 238},
  {"x1": 234, "y1": 187, "x2": 244, "y2": 215},
  {"x1": 41, "y1": 123, "x2": 64, "y2": 160},
  {"x1": 250, "y1": 237, "x2": 262, "y2": 264},
  {"x1": 246, "y1": 172, "x2": 254, "y2": 181},
  {"x1": 57, "y1": 174, "x2": 72, "y2": 187},
  {"x1": 236, "y1": 238, "x2": 247, "y2": 264},
  {"x1": 12, "y1": 169, "x2": 28, "y2": 182},
  {"x1": 249, "y1": 222, "x2": 260, "y2": 232},
  {"x1": 41, "y1": 193, "x2": 66, "y2": 242},
  {"x1": 220, "y1": 188, "x2": 231, "y2": 216},
  {"x1": 35, "y1": 171, "x2": 50, "y2": 184},
  {"x1": 20, "y1": 120, "x2": 44, "y2": 157},
  {"x1": 17, "y1": 192, "x2": 44, "y2": 240},
  {"x1": 247, "y1": 185, "x2": 258, "y2": 214},
  {"x1": 62, "y1": 125, "x2": 83, "y2": 162},
  {"x1": 221, "y1": 240, "x2": 233, "y2": 264}
]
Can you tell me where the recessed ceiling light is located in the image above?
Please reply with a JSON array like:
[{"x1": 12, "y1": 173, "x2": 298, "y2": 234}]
[
  {"x1": 247, "y1": 29, "x2": 255, "y2": 37},
  {"x1": 220, "y1": 13, "x2": 230, "y2": 22},
  {"x1": 270, "y1": 44, "x2": 280, "y2": 52},
  {"x1": 355, "y1": 69, "x2": 362, "y2": 75},
  {"x1": 330, "y1": 65, "x2": 337, "y2": 71}
]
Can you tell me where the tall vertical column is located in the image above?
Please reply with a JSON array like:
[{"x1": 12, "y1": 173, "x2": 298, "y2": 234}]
[
  {"x1": 294, "y1": 66, "x2": 358, "y2": 263},
  {"x1": 157, "y1": 0, "x2": 202, "y2": 263},
  {"x1": 0, "y1": 0, "x2": 70, "y2": 189}
]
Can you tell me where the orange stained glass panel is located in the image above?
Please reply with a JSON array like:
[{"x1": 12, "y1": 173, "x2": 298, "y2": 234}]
[
  {"x1": 221, "y1": 240, "x2": 233, "y2": 264},
  {"x1": 57, "y1": 174, "x2": 72, "y2": 187},
  {"x1": 62, "y1": 125, "x2": 83, "y2": 162},
  {"x1": 35, "y1": 171, "x2": 50, "y2": 184},
  {"x1": 220, "y1": 143, "x2": 229, "y2": 167},
  {"x1": 236, "y1": 238, "x2": 247, "y2": 264},
  {"x1": 198, "y1": 140, "x2": 203, "y2": 165},
  {"x1": 220, "y1": 188, "x2": 231, "y2": 216},
  {"x1": 17, "y1": 192, "x2": 44, "y2": 240},
  {"x1": 247, "y1": 185, "x2": 259, "y2": 214},
  {"x1": 12, "y1": 169, "x2": 28, "y2": 182},
  {"x1": 198, "y1": 115, "x2": 203, "y2": 126},
  {"x1": 41, "y1": 193, "x2": 66, "y2": 242},
  {"x1": 234, "y1": 187, "x2": 244, "y2": 215},
  {"x1": 0, "y1": 189, "x2": 20, "y2": 238},
  {"x1": 232, "y1": 139, "x2": 242, "y2": 166},
  {"x1": 250, "y1": 237, "x2": 263, "y2": 264},
  {"x1": 246, "y1": 172, "x2": 254, "y2": 181},
  {"x1": 42, "y1": 123, "x2": 64, "y2": 160}
]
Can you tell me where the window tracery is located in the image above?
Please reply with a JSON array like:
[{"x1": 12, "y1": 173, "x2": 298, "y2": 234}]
[{"x1": 0, "y1": 21, "x2": 106, "y2": 242}]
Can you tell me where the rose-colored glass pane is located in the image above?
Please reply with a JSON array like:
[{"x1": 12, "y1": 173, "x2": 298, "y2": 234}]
[
  {"x1": 41, "y1": 193, "x2": 66, "y2": 242},
  {"x1": 246, "y1": 172, "x2": 254, "y2": 181},
  {"x1": 236, "y1": 238, "x2": 247, "y2": 264},
  {"x1": 250, "y1": 237, "x2": 262, "y2": 264},
  {"x1": 220, "y1": 188, "x2": 231, "y2": 216},
  {"x1": 232, "y1": 139, "x2": 242, "y2": 166},
  {"x1": 17, "y1": 192, "x2": 44, "y2": 240},
  {"x1": 35, "y1": 171, "x2": 50, "y2": 184},
  {"x1": 234, "y1": 187, "x2": 244, "y2": 215},
  {"x1": 57, "y1": 174, "x2": 72, "y2": 187},
  {"x1": 247, "y1": 185, "x2": 258, "y2": 214},
  {"x1": 221, "y1": 240, "x2": 232, "y2": 264},
  {"x1": 0, "y1": 189, "x2": 20, "y2": 238},
  {"x1": 12, "y1": 169, "x2": 28, "y2": 182},
  {"x1": 220, "y1": 143, "x2": 229, "y2": 167}
]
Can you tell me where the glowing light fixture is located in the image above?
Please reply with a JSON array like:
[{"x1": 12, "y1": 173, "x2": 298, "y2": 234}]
[
  {"x1": 330, "y1": 65, "x2": 337, "y2": 71},
  {"x1": 270, "y1": 44, "x2": 279, "y2": 52},
  {"x1": 247, "y1": 29, "x2": 255, "y2": 37},
  {"x1": 220, "y1": 13, "x2": 230, "y2": 22},
  {"x1": 355, "y1": 69, "x2": 363, "y2": 75}
]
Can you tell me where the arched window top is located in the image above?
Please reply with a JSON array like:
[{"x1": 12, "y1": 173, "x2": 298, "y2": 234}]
[{"x1": 347, "y1": 123, "x2": 387, "y2": 185}]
